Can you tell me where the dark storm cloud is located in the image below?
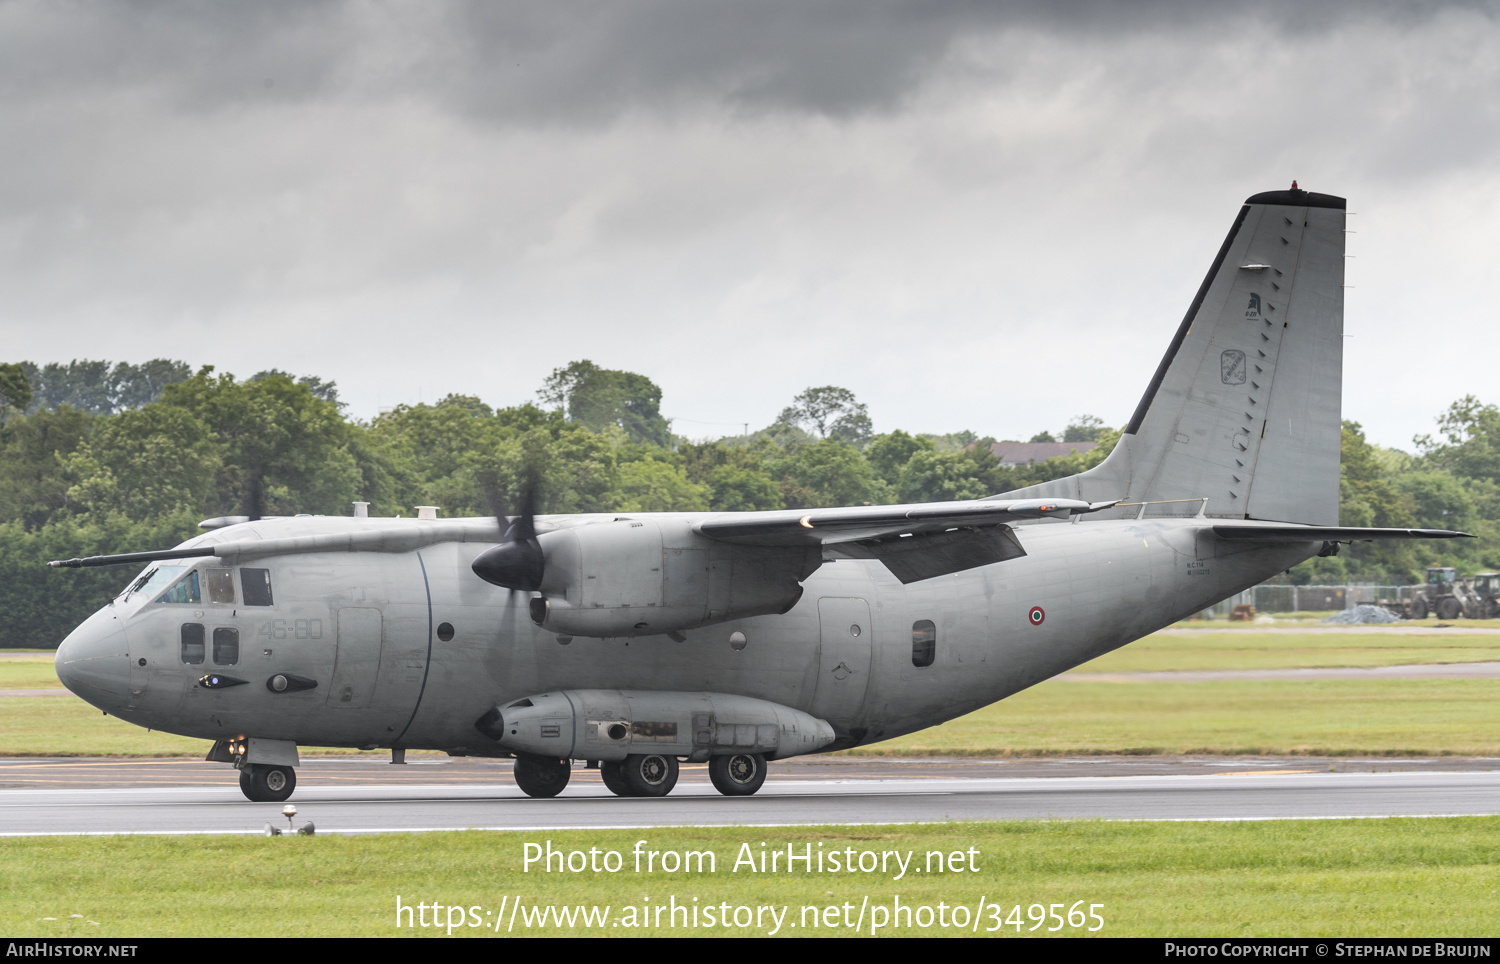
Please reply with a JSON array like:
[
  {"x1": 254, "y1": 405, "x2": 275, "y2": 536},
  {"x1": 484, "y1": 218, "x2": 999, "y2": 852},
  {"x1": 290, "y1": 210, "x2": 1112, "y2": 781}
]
[
  {"x1": 2, "y1": 0, "x2": 1498, "y2": 448},
  {"x1": 2, "y1": 1, "x2": 1490, "y2": 123}
]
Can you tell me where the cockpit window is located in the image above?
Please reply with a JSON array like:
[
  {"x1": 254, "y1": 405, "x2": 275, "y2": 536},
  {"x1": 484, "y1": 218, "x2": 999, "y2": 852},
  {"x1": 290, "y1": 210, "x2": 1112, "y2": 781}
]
[
  {"x1": 242, "y1": 568, "x2": 274, "y2": 607},
  {"x1": 157, "y1": 570, "x2": 201, "y2": 605},
  {"x1": 206, "y1": 569, "x2": 235, "y2": 605},
  {"x1": 125, "y1": 565, "x2": 187, "y2": 602}
]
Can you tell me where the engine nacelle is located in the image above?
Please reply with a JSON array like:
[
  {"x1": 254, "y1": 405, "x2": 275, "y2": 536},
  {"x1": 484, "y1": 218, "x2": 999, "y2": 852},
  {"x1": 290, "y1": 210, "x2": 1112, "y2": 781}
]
[
  {"x1": 529, "y1": 518, "x2": 818, "y2": 638},
  {"x1": 474, "y1": 689, "x2": 837, "y2": 762}
]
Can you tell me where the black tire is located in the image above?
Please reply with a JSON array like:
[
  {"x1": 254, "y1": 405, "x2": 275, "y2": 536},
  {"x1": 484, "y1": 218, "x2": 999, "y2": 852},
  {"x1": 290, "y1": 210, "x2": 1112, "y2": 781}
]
[
  {"x1": 709, "y1": 753, "x2": 767, "y2": 796},
  {"x1": 1412, "y1": 597, "x2": 1430, "y2": 619},
  {"x1": 622, "y1": 753, "x2": 678, "y2": 797},
  {"x1": 513, "y1": 755, "x2": 571, "y2": 798},
  {"x1": 240, "y1": 764, "x2": 296, "y2": 802},
  {"x1": 600, "y1": 761, "x2": 633, "y2": 797},
  {"x1": 1437, "y1": 596, "x2": 1463, "y2": 621}
]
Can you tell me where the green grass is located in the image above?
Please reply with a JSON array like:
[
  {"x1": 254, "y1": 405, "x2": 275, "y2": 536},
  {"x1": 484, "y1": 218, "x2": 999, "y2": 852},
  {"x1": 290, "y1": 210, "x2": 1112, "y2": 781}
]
[
  {"x1": 4, "y1": 820, "x2": 1499, "y2": 937},
  {"x1": 1070, "y1": 631, "x2": 1500, "y2": 673},
  {"x1": 1175, "y1": 613, "x2": 1500, "y2": 629},
  {"x1": 0, "y1": 656, "x2": 63, "y2": 689},
  {"x1": 0, "y1": 696, "x2": 387, "y2": 757},
  {"x1": 850, "y1": 678, "x2": 1500, "y2": 757}
]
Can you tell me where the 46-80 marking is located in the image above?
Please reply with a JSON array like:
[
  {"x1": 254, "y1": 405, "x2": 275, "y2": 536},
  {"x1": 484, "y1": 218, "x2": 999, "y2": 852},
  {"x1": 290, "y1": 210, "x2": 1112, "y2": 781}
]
[{"x1": 257, "y1": 619, "x2": 323, "y2": 640}]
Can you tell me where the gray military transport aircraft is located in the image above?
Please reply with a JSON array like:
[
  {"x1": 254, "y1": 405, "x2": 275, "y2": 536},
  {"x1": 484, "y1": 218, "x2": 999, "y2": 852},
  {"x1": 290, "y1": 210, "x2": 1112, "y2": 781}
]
[{"x1": 52, "y1": 186, "x2": 1468, "y2": 803}]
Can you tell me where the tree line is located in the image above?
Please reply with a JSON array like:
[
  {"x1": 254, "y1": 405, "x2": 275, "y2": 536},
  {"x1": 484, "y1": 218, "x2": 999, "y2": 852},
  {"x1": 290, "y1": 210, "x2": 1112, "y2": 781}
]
[{"x1": 0, "y1": 357, "x2": 1495, "y2": 646}]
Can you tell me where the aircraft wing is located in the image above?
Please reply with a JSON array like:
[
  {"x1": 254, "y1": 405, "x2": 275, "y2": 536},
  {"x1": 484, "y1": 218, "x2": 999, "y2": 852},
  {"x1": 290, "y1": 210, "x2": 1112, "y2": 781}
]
[
  {"x1": 694, "y1": 497, "x2": 1118, "y2": 584},
  {"x1": 694, "y1": 498, "x2": 1116, "y2": 547},
  {"x1": 1211, "y1": 524, "x2": 1473, "y2": 542}
]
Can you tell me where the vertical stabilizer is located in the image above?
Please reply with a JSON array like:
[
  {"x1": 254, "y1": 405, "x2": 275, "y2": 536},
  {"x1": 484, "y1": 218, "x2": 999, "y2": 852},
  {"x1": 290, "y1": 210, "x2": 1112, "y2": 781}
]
[{"x1": 996, "y1": 188, "x2": 1346, "y2": 526}]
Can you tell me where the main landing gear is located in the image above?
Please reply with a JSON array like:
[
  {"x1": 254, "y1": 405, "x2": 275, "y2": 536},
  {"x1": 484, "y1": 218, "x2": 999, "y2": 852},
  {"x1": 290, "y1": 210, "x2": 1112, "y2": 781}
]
[
  {"x1": 239, "y1": 763, "x2": 297, "y2": 802},
  {"x1": 510, "y1": 752, "x2": 771, "y2": 799},
  {"x1": 599, "y1": 753, "x2": 680, "y2": 797},
  {"x1": 708, "y1": 752, "x2": 767, "y2": 796}
]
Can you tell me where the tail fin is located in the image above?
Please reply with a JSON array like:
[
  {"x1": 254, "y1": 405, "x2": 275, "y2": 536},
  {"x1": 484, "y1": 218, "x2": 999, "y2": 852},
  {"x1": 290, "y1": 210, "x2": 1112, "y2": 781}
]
[{"x1": 998, "y1": 188, "x2": 1346, "y2": 526}]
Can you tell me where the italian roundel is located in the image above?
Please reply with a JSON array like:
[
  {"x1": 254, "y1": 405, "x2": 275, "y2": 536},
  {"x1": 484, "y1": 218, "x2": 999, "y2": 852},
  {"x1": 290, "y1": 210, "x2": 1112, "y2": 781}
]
[{"x1": 1028, "y1": 606, "x2": 1045, "y2": 626}]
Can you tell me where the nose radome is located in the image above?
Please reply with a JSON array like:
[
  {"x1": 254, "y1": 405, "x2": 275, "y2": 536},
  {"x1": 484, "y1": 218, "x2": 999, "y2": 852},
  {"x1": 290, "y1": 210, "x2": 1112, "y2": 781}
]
[{"x1": 56, "y1": 606, "x2": 130, "y2": 712}]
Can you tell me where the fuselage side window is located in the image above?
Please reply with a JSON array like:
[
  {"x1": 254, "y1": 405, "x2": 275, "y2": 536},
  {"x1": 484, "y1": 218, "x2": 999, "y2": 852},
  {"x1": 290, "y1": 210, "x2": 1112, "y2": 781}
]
[
  {"x1": 242, "y1": 569, "x2": 274, "y2": 607},
  {"x1": 158, "y1": 571, "x2": 201, "y2": 605},
  {"x1": 912, "y1": 619, "x2": 936, "y2": 668},
  {"x1": 206, "y1": 569, "x2": 236, "y2": 605},
  {"x1": 213, "y1": 627, "x2": 239, "y2": 665},
  {"x1": 181, "y1": 623, "x2": 205, "y2": 664}
]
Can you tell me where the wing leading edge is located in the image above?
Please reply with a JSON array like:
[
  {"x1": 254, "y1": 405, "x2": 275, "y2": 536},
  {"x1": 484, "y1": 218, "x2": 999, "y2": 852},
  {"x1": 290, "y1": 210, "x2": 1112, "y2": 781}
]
[{"x1": 1212, "y1": 524, "x2": 1473, "y2": 542}]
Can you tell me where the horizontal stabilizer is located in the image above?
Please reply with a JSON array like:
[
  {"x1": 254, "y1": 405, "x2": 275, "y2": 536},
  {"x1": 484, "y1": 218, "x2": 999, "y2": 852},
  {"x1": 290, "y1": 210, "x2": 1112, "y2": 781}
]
[{"x1": 1212, "y1": 525, "x2": 1473, "y2": 543}]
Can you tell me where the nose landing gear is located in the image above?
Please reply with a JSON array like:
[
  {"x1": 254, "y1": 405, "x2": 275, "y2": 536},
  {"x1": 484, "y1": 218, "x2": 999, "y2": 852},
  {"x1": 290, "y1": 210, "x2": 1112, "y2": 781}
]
[
  {"x1": 239, "y1": 763, "x2": 297, "y2": 802},
  {"x1": 513, "y1": 754, "x2": 571, "y2": 798}
]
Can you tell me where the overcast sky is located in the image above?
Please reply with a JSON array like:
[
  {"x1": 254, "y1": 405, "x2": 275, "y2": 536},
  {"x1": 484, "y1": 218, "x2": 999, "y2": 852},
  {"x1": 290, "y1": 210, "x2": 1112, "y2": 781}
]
[{"x1": 2, "y1": 1, "x2": 1496, "y2": 450}]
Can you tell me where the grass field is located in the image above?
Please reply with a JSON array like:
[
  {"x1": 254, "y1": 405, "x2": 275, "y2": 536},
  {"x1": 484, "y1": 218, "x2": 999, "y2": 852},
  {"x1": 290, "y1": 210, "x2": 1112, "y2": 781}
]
[
  {"x1": 1069, "y1": 630, "x2": 1500, "y2": 673},
  {"x1": 0, "y1": 656, "x2": 63, "y2": 689},
  {"x1": 5, "y1": 820, "x2": 1499, "y2": 937},
  {"x1": 852, "y1": 678, "x2": 1500, "y2": 756}
]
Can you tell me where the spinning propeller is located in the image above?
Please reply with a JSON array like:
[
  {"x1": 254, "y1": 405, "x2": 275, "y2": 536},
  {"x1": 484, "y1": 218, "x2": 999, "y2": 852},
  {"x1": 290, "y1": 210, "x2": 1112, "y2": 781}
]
[{"x1": 471, "y1": 472, "x2": 545, "y2": 593}]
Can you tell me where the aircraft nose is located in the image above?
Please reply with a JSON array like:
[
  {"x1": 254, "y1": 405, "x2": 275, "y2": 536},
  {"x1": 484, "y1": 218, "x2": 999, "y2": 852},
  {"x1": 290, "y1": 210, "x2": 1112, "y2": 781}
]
[{"x1": 55, "y1": 606, "x2": 131, "y2": 712}]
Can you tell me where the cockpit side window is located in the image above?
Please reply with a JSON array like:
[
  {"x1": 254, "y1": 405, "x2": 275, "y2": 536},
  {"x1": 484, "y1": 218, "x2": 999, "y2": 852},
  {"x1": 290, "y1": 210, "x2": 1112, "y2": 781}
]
[
  {"x1": 158, "y1": 571, "x2": 201, "y2": 605},
  {"x1": 242, "y1": 569, "x2": 274, "y2": 607},
  {"x1": 206, "y1": 569, "x2": 235, "y2": 605}
]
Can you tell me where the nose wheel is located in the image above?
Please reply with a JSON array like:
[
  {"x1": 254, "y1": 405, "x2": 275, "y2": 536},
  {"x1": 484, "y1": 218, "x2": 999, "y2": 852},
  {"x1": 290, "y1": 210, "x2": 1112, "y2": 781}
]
[
  {"x1": 239, "y1": 764, "x2": 297, "y2": 802},
  {"x1": 513, "y1": 755, "x2": 571, "y2": 798}
]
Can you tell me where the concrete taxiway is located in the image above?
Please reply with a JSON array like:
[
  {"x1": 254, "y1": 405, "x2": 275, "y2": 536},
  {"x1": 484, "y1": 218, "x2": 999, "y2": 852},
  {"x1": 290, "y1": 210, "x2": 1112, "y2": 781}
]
[{"x1": 3, "y1": 756, "x2": 1498, "y2": 836}]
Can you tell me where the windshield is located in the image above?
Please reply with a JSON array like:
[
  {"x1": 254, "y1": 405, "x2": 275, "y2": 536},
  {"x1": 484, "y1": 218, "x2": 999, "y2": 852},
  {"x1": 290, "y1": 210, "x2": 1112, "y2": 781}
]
[{"x1": 121, "y1": 565, "x2": 188, "y2": 602}]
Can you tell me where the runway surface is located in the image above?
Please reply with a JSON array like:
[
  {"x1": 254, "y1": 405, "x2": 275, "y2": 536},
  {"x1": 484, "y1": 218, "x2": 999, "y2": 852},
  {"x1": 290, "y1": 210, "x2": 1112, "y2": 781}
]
[{"x1": 4, "y1": 756, "x2": 1499, "y2": 836}]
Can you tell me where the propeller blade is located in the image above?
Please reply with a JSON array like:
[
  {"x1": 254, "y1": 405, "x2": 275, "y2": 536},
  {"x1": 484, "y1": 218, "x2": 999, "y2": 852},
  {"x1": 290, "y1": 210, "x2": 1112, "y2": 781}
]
[
  {"x1": 244, "y1": 471, "x2": 265, "y2": 522},
  {"x1": 472, "y1": 539, "x2": 544, "y2": 592},
  {"x1": 472, "y1": 467, "x2": 544, "y2": 591}
]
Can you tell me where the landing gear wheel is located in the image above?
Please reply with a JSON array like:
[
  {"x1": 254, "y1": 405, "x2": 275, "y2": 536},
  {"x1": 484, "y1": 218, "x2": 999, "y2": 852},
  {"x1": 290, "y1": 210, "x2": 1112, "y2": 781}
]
[
  {"x1": 1412, "y1": 598, "x2": 1430, "y2": 619},
  {"x1": 513, "y1": 755, "x2": 571, "y2": 798},
  {"x1": 600, "y1": 761, "x2": 633, "y2": 797},
  {"x1": 622, "y1": 753, "x2": 679, "y2": 797},
  {"x1": 709, "y1": 753, "x2": 767, "y2": 796},
  {"x1": 1437, "y1": 596, "x2": 1463, "y2": 620},
  {"x1": 239, "y1": 764, "x2": 296, "y2": 802}
]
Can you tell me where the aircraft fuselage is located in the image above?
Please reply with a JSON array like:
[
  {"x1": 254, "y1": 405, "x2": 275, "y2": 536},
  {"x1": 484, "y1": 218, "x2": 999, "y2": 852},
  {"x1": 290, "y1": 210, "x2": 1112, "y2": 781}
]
[{"x1": 58, "y1": 515, "x2": 1314, "y2": 754}]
